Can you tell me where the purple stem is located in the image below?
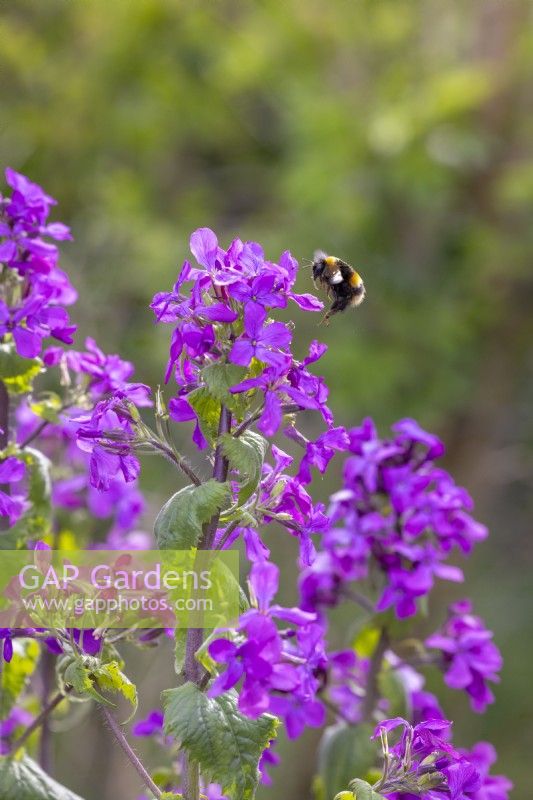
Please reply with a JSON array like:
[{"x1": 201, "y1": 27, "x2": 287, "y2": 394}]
[
  {"x1": 0, "y1": 380, "x2": 10, "y2": 532},
  {"x1": 102, "y1": 707, "x2": 162, "y2": 799}
]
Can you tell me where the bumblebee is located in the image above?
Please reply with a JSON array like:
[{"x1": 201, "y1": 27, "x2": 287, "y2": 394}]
[{"x1": 312, "y1": 251, "x2": 365, "y2": 324}]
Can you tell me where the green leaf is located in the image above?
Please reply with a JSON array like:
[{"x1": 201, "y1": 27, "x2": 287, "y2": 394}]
[
  {"x1": 63, "y1": 659, "x2": 112, "y2": 706},
  {"x1": 93, "y1": 661, "x2": 138, "y2": 722},
  {"x1": 219, "y1": 431, "x2": 268, "y2": 505},
  {"x1": 317, "y1": 723, "x2": 377, "y2": 800},
  {"x1": 174, "y1": 629, "x2": 188, "y2": 674},
  {"x1": 163, "y1": 682, "x2": 279, "y2": 800},
  {"x1": 30, "y1": 393, "x2": 63, "y2": 424},
  {"x1": 62, "y1": 658, "x2": 137, "y2": 720},
  {"x1": 0, "y1": 639, "x2": 40, "y2": 717},
  {"x1": 0, "y1": 344, "x2": 42, "y2": 395},
  {"x1": 155, "y1": 480, "x2": 231, "y2": 549},
  {"x1": 24, "y1": 448, "x2": 52, "y2": 516},
  {"x1": 201, "y1": 363, "x2": 248, "y2": 418},
  {"x1": 0, "y1": 754, "x2": 85, "y2": 800},
  {"x1": 349, "y1": 779, "x2": 385, "y2": 800},
  {"x1": 187, "y1": 387, "x2": 221, "y2": 444}
]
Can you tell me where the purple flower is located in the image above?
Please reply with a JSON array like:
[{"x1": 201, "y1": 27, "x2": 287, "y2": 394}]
[
  {"x1": 76, "y1": 391, "x2": 149, "y2": 491},
  {"x1": 1, "y1": 169, "x2": 77, "y2": 356},
  {"x1": 0, "y1": 707, "x2": 33, "y2": 754},
  {"x1": 426, "y1": 601, "x2": 502, "y2": 713},
  {"x1": 296, "y1": 426, "x2": 350, "y2": 484},
  {"x1": 259, "y1": 740, "x2": 280, "y2": 786},
  {"x1": 208, "y1": 562, "x2": 323, "y2": 734},
  {"x1": 204, "y1": 785, "x2": 229, "y2": 800},
  {"x1": 302, "y1": 418, "x2": 489, "y2": 619},
  {"x1": 168, "y1": 396, "x2": 208, "y2": 450},
  {"x1": 326, "y1": 649, "x2": 369, "y2": 724},
  {"x1": 460, "y1": 742, "x2": 513, "y2": 800},
  {"x1": 229, "y1": 304, "x2": 291, "y2": 369},
  {"x1": 229, "y1": 273, "x2": 287, "y2": 311},
  {"x1": 132, "y1": 709, "x2": 164, "y2": 738},
  {"x1": 0, "y1": 291, "x2": 76, "y2": 358},
  {"x1": 0, "y1": 456, "x2": 28, "y2": 527}
]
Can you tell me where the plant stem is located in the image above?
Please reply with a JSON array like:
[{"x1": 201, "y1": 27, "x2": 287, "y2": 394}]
[
  {"x1": 182, "y1": 404, "x2": 232, "y2": 800},
  {"x1": 19, "y1": 418, "x2": 49, "y2": 450},
  {"x1": 183, "y1": 760, "x2": 199, "y2": 800},
  {"x1": 200, "y1": 405, "x2": 232, "y2": 550},
  {"x1": 38, "y1": 649, "x2": 55, "y2": 773},
  {"x1": 151, "y1": 439, "x2": 202, "y2": 486},
  {"x1": 362, "y1": 627, "x2": 389, "y2": 721},
  {"x1": 233, "y1": 403, "x2": 301, "y2": 438},
  {"x1": 0, "y1": 380, "x2": 10, "y2": 532},
  {"x1": 340, "y1": 587, "x2": 376, "y2": 614},
  {"x1": 11, "y1": 687, "x2": 72, "y2": 755},
  {"x1": 215, "y1": 518, "x2": 241, "y2": 551},
  {"x1": 101, "y1": 707, "x2": 162, "y2": 800}
]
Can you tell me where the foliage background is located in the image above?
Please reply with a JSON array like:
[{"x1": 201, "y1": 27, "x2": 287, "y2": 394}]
[{"x1": 1, "y1": 0, "x2": 531, "y2": 797}]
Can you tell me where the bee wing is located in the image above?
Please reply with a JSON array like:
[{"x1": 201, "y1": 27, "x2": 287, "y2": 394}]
[{"x1": 328, "y1": 271, "x2": 344, "y2": 285}]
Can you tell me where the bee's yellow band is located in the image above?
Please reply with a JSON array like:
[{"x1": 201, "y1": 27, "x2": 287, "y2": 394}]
[{"x1": 349, "y1": 271, "x2": 362, "y2": 287}]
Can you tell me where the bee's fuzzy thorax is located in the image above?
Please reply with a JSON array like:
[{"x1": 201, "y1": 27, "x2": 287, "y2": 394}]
[{"x1": 311, "y1": 249, "x2": 365, "y2": 323}]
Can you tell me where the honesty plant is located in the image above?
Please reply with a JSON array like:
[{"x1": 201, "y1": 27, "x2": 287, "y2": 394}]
[{"x1": 0, "y1": 170, "x2": 511, "y2": 800}]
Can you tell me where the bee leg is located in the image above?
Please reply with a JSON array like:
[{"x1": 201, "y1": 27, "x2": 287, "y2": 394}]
[{"x1": 318, "y1": 310, "x2": 331, "y2": 326}]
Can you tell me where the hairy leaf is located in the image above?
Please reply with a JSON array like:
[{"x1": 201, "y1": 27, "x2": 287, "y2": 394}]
[
  {"x1": 63, "y1": 659, "x2": 111, "y2": 706},
  {"x1": 187, "y1": 387, "x2": 221, "y2": 444},
  {"x1": 163, "y1": 682, "x2": 278, "y2": 800},
  {"x1": 62, "y1": 658, "x2": 137, "y2": 720},
  {"x1": 219, "y1": 431, "x2": 268, "y2": 505},
  {"x1": 201, "y1": 362, "x2": 248, "y2": 418},
  {"x1": 93, "y1": 661, "x2": 138, "y2": 721},
  {"x1": 155, "y1": 480, "x2": 231, "y2": 549},
  {"x1": 0, "y1": 754, "x2": 85, "y2": 800}
]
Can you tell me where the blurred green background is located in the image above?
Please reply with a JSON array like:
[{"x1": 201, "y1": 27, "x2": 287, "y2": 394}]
[{"x1": 1, "y1": 0, "x2": 532, "y2": 797}]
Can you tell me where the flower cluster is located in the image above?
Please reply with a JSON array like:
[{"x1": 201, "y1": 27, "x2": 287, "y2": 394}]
[
  {"x1": 208, "y1": 561, "x2": 326, "y2": 738},
  {"x1": 151, "y1": 227, "x2": 328, "y2": 444},
  {"x1": 0, "y1": 175, "x2": 512, "y2": 800},
  {"x1": 300, "y1": 418, "x2": 488, "y2": 619},
  {"x1": 426, "y1": 600, "x2": 502, "y2": 713},
  {"x1": 370, "y1": 716, "x2": 512, "y2": 799},
  {"x1": 0, "y1": 168, "x2": 76, "y2": 357}
]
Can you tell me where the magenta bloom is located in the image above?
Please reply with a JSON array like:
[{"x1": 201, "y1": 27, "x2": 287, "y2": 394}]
[
  {"x1": 426, "y1": 600, "x2": 502, "y2": 713},
  {"x1": 132, "y1": 709, "x2": 164, "y2": 738},
  {"x1": 229, "y1": 273, "x2": 287, "y2": 311},
  {"x1": 229, "y1": 304, "x2": 291, "y2": 369},
  {"x1": 208, "y1": 562, "x2": 323, "y2": 732},
  {"x1": 0, "y1": 456, "x2": 28, "y2": 527},
  {"x1": 301, "y1": 418, "x2": 488, "y2": 619},
  {"x1": 0, "y1": 292, "x2": 76, "y2": 358}
]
